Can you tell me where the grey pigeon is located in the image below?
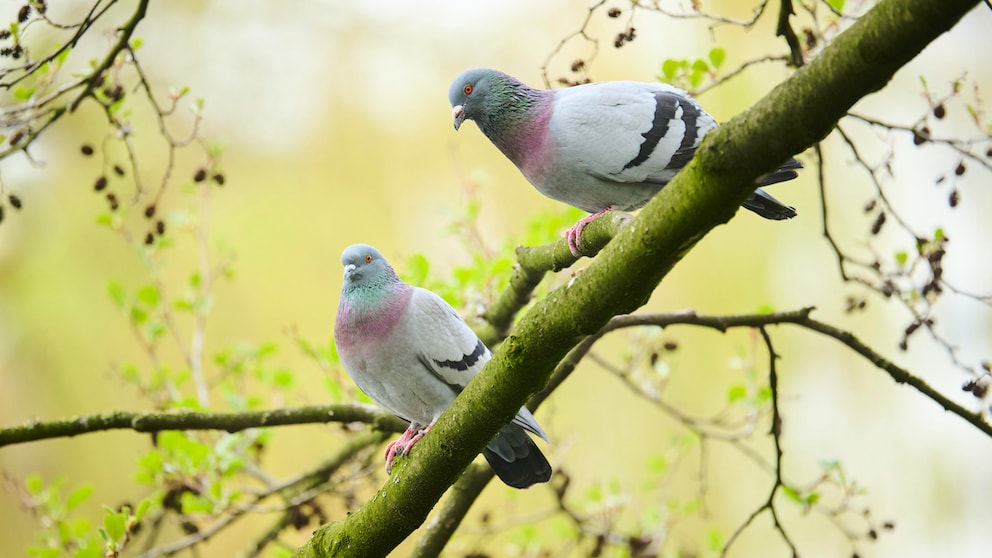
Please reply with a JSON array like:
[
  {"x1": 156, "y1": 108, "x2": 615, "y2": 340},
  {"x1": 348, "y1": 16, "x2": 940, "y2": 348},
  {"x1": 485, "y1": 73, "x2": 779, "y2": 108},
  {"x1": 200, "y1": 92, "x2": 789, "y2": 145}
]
[
  {"x1": 334, "y1": 243, "x2": 552, "y2": 489},
  {"x1": 448, "y1": 68, "x2": 802, "y2": 255}
]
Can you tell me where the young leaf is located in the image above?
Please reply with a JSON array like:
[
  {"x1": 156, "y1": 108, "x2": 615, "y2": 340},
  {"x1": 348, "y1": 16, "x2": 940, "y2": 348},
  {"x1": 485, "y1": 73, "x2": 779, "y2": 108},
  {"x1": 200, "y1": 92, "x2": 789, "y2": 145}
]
[
  {"x1": 708, "y1": 47, "x2": 726, "y2": 69},
  {"x1": 25, "y1": 473, "x2": 44, "y2": 495},
  {"x1": 661, "y1": 59, "x2": 680, "y2": 80},
  {"x1": 826, "y1": 0, "x2": 845, "y2": 12},
  {"x1": 136, "y1": 285, "x2": 160, "y2": 307},
  {"x1": 66, "y1": 483, "x2": 94, "y2": 511},
  {"x1": 103, "y1": 511, "x2": 126, "y2": 543}
]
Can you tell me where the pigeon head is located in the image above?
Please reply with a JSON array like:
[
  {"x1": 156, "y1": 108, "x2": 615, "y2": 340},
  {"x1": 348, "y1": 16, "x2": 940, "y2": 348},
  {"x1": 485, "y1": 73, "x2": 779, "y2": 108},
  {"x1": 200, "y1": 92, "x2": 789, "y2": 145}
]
[
  {"x1": 449, "y1": 68, "x2": 499, "y2": 131},
  {"x1": 449, "y1": 68, "x2": 541, "y2": 130},
  {"x1": 340, "y1": 243, "x2": 397, "y2": 291}
]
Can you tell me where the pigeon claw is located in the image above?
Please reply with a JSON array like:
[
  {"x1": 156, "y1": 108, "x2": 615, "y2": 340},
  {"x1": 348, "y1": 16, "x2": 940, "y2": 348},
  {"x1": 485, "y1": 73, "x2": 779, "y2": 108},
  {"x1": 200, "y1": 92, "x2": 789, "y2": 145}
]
[
  {"x1": 565, "y1": 207, "x2": 612, "y2": 257},
  {"x1": 385, "y1": 427, "x2": 417, "y2": 473},
  {"x1": 384, "y1": 424, "x2": 435, "y2": 473},
  {"x1": 401, "y1": 424, "x2": 433, "y2": 456}
]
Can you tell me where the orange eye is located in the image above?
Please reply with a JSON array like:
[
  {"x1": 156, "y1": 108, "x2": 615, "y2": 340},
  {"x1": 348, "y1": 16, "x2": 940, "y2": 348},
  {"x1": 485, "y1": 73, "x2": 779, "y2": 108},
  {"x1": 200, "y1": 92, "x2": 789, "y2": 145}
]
[
  {"x1": 463, "y1": 84, "x2": 473, "y2": 96},
  {"x1": 364, "y1": 254, "x2": 372, "y2": 264}
]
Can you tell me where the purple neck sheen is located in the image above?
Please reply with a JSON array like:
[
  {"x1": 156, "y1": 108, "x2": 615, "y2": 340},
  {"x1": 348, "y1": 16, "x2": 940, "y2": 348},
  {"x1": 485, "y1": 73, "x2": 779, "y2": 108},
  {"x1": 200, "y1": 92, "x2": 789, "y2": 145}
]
[
  {"x1": 335, "y1": 280, "x2": 412, "y2": 348},
  {"x1": 480, "y1": 77, "x2": 554, "y2": 174}
]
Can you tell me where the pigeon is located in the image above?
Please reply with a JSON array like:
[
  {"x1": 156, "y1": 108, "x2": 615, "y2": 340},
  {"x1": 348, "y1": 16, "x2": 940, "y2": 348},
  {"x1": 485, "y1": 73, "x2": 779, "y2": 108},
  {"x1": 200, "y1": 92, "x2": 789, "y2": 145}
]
[
  {"x1": 448, "y1": 68, "x2": 802, "y2": 255},
  {"x1": 333, "y1": 243, "x2": 552, "y2": 489}
]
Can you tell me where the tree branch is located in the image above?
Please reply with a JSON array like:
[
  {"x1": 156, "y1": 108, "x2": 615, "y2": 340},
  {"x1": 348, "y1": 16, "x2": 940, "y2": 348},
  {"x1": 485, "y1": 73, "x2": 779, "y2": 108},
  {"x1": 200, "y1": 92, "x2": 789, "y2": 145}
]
[
  {"x1": 478, "y1": 210, "x2": 632, "y2": 344},
  {"x1": 294, "y1": 0, "x2": 982, "y2": 555},
  {"x1": 0, "y1": 404, "x2": 406, "y2": 448},
  {"x1": 411, "y1": 334, "x2": 599, "y2": 556}
]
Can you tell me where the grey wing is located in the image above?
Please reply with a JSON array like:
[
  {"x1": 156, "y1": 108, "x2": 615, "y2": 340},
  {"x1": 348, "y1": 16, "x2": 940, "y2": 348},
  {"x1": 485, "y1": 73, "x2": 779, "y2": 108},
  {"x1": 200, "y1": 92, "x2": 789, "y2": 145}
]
[
  {"x1": 409, "y1": 288, "x2": 548, "y2": 441},
  {"x1": 550, "y1": 81, "x2": 717, "y2": 184},
  {"x1": 409, "y1": 288, "x2": 490, "y2": 392}
]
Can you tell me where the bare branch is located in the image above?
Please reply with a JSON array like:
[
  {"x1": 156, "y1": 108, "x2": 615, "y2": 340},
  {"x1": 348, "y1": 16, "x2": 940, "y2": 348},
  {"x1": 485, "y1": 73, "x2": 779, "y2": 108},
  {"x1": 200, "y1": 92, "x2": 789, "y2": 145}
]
[{"x1": 0, "y1": 405, "x2": 407, "y2": 448}]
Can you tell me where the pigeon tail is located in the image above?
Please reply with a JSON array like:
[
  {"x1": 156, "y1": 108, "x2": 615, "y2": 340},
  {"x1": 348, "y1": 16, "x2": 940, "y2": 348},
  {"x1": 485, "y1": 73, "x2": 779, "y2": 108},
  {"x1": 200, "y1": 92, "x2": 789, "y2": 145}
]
[
  {"x1": 743, "y1": 188, "x2": 797, "y2": 220},
  {"x1": 483, "y1": 425, "x2": 552, "y2": 489},
  {"x1": 757, "y1": 157, "x2": 803, "y2": 187}
]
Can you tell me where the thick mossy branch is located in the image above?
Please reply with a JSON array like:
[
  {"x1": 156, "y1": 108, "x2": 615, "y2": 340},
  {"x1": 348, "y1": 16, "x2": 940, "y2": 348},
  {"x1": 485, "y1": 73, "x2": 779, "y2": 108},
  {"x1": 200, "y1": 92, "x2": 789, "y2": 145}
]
[
  {"x1": 0, "y1": 404, "x2": 406, "y2": 448},
  {"x1": 411, "y1": 335, "x2": 598, "y2": 556},
  {"x1": 478, "y1": 211, "x2": 632, "y2": 344},
  {"x1": 295, "y1": 0, "x2": 981, "y2": 555}
]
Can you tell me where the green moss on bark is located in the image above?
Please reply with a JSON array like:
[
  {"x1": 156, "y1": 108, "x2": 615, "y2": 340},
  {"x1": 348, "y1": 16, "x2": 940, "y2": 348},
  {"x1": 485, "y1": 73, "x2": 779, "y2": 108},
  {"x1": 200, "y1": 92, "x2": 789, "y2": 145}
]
[{"x1": 294, "y1": 0, "x2": 981, "y2": 555}]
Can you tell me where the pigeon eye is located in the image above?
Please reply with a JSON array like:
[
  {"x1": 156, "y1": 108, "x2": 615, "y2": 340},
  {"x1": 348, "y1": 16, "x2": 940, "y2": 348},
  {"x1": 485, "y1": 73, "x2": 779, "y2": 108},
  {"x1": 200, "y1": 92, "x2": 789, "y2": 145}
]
[
  {"x1": 364, "y1": 254, "x2": 373, "y2": 264},
  {"x1": 463, "y1": 84, "x2": 473, "y2": 96}
]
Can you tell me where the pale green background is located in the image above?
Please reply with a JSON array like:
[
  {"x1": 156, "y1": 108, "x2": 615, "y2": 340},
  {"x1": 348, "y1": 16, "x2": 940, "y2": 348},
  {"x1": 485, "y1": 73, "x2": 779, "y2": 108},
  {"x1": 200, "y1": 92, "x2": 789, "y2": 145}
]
[{"x1": 1, "y1": 1, "x2": 991, "y2": 556}]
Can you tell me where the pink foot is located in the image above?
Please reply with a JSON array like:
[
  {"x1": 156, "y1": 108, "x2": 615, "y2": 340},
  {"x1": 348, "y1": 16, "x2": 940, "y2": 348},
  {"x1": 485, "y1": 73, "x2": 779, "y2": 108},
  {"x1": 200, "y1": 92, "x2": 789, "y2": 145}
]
[
  {"x1": 384, "y1": 427, "x2": 416, "y2": 473},
  {"x1": 384, "y1": 423, "x2": 434, "y2": 473},
  {"x1": 565, "y1": 207, "x2": 612, "y2": 257},
  {"x1": 400, "y1": 423, "x2": 433, "y2": 456}
]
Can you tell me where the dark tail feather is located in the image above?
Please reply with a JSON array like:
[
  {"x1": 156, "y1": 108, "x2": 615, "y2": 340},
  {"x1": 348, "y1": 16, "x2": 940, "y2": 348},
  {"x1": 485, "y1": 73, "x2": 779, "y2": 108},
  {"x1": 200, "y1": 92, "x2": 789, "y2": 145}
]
[
  {"x1": 483, "y1": 426, "x2": 551, "y2": 489},
  {"x1": 757, "y1": 157, "x2": 803, "y2": 187},
  {"x1": 745, "y1": 158, "x2": 801, "y2": 220},
  {"x1": 744, "y1": 188, "x2": 797, "y2": 220}
]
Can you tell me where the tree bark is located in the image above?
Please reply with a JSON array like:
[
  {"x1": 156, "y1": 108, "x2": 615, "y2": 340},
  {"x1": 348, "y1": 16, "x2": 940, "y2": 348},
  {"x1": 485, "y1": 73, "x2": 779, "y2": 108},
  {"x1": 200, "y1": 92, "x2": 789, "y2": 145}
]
[{"x1": 293, "y1": 0, "x2": 982, "y2": 555}]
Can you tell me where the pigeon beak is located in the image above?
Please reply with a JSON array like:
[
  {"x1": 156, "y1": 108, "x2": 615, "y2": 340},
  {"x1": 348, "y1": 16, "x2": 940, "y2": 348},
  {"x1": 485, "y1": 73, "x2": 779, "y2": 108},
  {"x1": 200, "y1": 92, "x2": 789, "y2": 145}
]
[
  {"x1": 342, "y1": 263, "x2": 356, "y2": 280},
  {"x1": 452, "y1": 105, "x2": 465, "y2": 131}
]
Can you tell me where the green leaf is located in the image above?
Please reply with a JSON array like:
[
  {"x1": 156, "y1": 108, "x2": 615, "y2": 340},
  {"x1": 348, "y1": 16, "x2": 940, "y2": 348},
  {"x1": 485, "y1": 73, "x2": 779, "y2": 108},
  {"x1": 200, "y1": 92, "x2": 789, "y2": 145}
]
[
  {"x1": 782, "y1": 485, "x2": 802, "y2": 504},
  {"x1": 180, "y1": 492, "x2": 214, "y2": 514},
  {"x1": 727, "y1": 384, "x2": 747, "y2": 403},
  {"x1": 273, "y1": 368, "x2": 294, "y2": 387},
  {"x1": 647, "y1": 454, "x2": 667, "y2": 474},
  {"x1": 894, "y1": 251, "x2": 908, "y2": 267},
  {"x1": 129, "y1": 305, "x2": 148, "y2": 324},
  {"x1": 933, "y1": 227, "x2": 945, "y2": 241},
  {"x1": 25, "y1": 473, "x2": 44, "y2": 495},
  {"x1": 14, "y1": 86, "x2": 35, "y2": 100},
  {"x1": 689, "y1": 69, "x2": 705, "y2": 89},
  {"x1": 661, "y1": 59, "x2": 680, "y2": 80},
  {"x1": 708, "y1": 47, "x2": 726, "y2": 69},
  {"x1": 691, "y1": 58, "x2": 710, "y2": 73},
  {"x1": 136, "y1": 285, "x2": 160, "y2": 307},
  {"x1": 103, "y1": 511, "x2": 126, "y2": 543},
  {"x1": 75, "y1": 540, "x2": 104, "y2": 558},
  {"x1": 107, "y1": 96, "x2": 125, "y2": 116},
  {"x1": 825, "y1": 0, "x2": 845, "y2": 12},
  {"x1": 134, "y1": 498, "x2": 152, "y2": 523},
  {"x1": 585, "y1": 484, "x2": 603, "y2": 503},
  {"x1": 66, "y1": 483, "x2": 94, "y2": 511},
  {"x1": 130, "y1": 37, "x2": 144, "y2": 50},
  {"x1": 107, "y1": 281, "x2": 126, "y2": 310}
]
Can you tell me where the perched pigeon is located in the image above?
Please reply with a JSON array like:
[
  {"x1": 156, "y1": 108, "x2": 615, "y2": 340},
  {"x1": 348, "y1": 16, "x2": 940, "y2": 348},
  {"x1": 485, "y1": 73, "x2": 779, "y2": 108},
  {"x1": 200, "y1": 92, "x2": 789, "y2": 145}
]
[
  {"x1": 448, "y1": 68, "x2": 802, "y2": 255},
  {"x1": 334, "y1": 243, "x2": 552, "y2": 489}
]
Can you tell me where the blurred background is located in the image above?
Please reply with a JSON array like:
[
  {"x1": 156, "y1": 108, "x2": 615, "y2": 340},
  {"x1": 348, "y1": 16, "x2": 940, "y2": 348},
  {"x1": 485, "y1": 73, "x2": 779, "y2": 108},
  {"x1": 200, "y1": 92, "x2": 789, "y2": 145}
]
[{"x1": 1, "y1": 0, "x2": 991, "y2": 556}]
